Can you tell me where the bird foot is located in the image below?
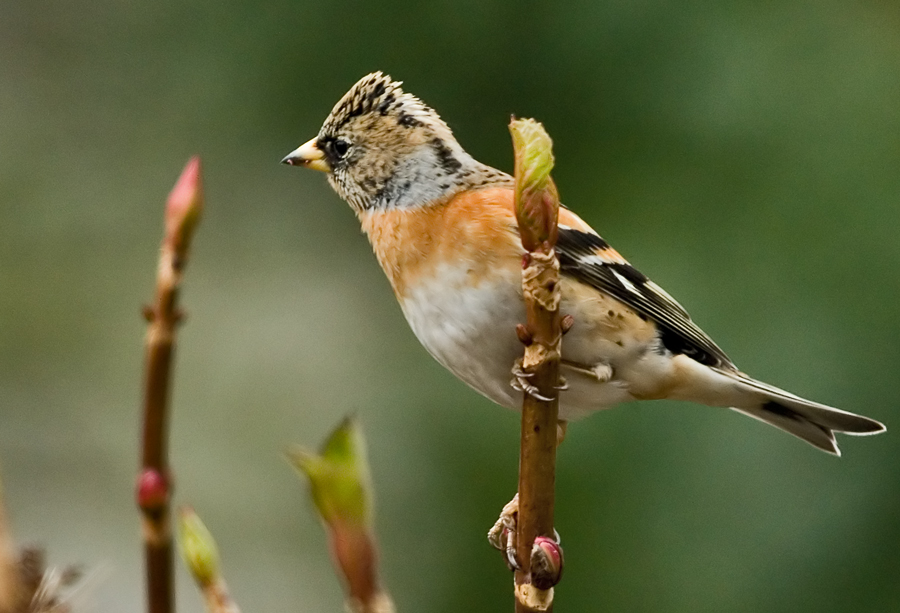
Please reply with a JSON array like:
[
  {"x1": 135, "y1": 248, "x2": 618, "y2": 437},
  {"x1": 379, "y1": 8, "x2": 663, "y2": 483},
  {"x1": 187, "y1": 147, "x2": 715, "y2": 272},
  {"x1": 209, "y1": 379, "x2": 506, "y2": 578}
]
[
  {"x1": 561, "y1": 359, "x2": 613, "y2": 383},
  {"x1": 488, "y1": 494, "x2": 522, "y2": 570},
  {"x1": 488, "y1": 493, "x2": 562, "y2": 572},
  {"x1": 510, "y1": 360, "x2": 555, "y2": 402}
]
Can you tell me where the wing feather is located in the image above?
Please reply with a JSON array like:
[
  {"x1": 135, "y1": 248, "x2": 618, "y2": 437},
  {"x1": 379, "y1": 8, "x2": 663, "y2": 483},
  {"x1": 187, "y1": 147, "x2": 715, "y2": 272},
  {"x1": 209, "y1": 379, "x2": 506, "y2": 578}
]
[{"x1": 556, "y1": 224, "x2": 735, "y2": 370}]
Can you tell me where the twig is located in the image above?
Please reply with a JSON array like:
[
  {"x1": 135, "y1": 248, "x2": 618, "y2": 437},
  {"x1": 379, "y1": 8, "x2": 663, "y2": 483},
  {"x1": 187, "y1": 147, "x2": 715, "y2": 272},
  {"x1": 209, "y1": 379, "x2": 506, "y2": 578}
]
[
  {"x1": 137, "y1": 157, "x2": 204, "y2": 613},
  {"x1": 510, "y1": 119, "x2": 563, "y2": 613},
  {"x1": 178, "y1": 507, "x2": 240, "y2": 613},
  {"x1": 0, "y1": 475, "x2": 23, "y2": 613},
  {"x1": 288, "y1": 418, "x2": 395, "y2": 613}
]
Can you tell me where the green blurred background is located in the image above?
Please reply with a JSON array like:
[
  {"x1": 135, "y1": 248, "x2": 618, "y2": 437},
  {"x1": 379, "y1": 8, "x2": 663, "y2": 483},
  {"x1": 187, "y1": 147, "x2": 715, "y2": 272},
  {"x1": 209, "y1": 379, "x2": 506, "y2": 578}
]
[{"x1": 1, "y1": 1, "x2": 898, "y2": 611}]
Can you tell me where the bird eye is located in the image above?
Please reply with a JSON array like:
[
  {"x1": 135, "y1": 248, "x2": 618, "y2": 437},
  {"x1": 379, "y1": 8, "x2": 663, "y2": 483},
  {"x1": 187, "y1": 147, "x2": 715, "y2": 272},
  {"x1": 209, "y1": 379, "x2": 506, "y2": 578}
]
[{"x1": 332, "y1": 138, "x2": 350, "y2": 159}]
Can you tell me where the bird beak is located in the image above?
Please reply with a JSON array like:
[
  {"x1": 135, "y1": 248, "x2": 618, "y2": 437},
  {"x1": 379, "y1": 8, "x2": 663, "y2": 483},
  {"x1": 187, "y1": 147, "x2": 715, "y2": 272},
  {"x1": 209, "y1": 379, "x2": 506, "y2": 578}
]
[{"x1": 281, "y1": 138, "x2": 331, "y2": 172}]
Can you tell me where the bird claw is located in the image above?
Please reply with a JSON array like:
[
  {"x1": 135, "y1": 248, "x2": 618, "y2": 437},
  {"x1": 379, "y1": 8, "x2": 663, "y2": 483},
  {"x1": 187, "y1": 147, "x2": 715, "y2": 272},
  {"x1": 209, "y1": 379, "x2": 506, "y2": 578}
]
[
  {"x1": 511, "y1": 376, "x2": 554, "y2": 401},
  {"x1": 555, "y1": 375, "x2": 568, "y2": 391},
  {"x1": 488, "y1": 494, "x2": 563, "y2": 572},
  {"x1": 510, "y1": 361, "x2": 555, "y2": 401},
  {"x1": 511, "y1": 361, "x2": 533, "y2": 379},
  {"x1": 488, "y1": 494, "x2": 522, "y2": 570}
]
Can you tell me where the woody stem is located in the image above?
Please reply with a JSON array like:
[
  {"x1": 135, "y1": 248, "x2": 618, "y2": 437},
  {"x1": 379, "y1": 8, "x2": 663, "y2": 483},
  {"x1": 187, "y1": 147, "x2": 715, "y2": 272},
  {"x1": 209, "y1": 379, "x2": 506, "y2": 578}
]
[{"x1": 510, "y1": 118, "x2": 563, "y2": 613}]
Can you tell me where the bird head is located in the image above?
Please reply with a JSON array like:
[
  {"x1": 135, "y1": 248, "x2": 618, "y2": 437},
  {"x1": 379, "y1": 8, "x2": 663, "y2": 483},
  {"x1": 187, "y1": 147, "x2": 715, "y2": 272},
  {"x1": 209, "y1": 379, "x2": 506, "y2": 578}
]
[{"x1": 283, "y1": 72, "x2": 494, "y2": 212}]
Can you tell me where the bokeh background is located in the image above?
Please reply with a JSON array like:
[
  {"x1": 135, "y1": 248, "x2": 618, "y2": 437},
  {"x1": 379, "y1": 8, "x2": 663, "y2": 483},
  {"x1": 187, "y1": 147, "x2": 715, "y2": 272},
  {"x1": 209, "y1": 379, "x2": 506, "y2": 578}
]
[{"x1": 2, "y1": 1, "x2": 899, "y2": 611}]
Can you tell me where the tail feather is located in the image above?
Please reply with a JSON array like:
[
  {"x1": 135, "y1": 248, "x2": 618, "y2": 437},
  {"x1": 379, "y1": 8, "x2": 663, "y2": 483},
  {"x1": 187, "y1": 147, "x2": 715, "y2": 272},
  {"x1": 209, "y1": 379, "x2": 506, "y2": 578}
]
[
  {"x1": 729, "y1": 374, "x2": 886, "y2": 455},
  {"x1": 733, "y1": 404, "x2": 841, "y2": 455}
]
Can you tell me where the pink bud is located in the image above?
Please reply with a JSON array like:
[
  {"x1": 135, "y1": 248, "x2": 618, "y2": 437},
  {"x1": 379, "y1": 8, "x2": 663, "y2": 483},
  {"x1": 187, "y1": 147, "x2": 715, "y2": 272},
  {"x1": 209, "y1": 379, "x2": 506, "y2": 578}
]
[
  {"x1": 516, "y1": 324, "x2": 534, "y2": 346},
  {"x1": 164, "y1": 156, "x2": 203, "y2": 255},
  {"x1": 530, "y1": 536, "x2": 563, "y2": 590},
  {"x1": 136, "y1": 469, "x2": 170, "y2": 513}
]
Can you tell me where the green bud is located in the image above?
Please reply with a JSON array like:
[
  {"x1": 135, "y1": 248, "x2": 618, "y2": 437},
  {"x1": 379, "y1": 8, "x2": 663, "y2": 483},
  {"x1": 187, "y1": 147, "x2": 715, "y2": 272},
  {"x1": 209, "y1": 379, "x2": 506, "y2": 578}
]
[
  {"x1": 178, "y1": 506, "x2": 220, "y2": 587},
  {"x1": 509, "y1": 118, "x2": 559, "y2": 252},
  {"x1": 510, "y1": 118, "x2": 554, "y2": 190},
  {"x1": 287, "y1": 417, "x2": 372, "y2": 529}
]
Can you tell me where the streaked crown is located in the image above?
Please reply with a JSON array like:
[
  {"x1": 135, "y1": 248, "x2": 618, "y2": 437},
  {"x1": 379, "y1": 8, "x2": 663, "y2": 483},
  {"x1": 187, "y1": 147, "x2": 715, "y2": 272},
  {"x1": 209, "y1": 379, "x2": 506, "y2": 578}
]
[
  {"x1": 320, "y1": 72, "x2": 452, "y2": 141},
  {"x1": 292, "y1": 72, "x2": 509, "y2": 212}
]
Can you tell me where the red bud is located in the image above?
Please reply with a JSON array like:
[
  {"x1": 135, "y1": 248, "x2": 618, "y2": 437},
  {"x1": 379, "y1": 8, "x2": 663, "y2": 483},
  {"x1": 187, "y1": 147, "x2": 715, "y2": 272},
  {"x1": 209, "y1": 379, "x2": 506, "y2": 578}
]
[
  {"x1": 136, "y1": 469, "x2": 170, "y2": 513},
  {"x1": 530, "y1": 536, "x2": 563, "y2": 590},
  {"x1": 516, "y1": 324, "x2": 534, "y2": 346}
]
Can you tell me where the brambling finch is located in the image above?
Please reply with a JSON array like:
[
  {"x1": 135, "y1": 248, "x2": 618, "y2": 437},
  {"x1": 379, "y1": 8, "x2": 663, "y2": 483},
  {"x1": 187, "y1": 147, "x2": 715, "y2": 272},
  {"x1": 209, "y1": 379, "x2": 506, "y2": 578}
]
[{"x1": 283, "y1": 72, "x2": 885, "y2": 455}]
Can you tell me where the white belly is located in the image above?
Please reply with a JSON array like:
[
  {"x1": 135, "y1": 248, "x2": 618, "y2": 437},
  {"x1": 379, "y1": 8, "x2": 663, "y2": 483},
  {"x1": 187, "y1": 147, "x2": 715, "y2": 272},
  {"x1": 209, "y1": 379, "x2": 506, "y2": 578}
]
[
  {"x1": 398, "y1": 266, "x2": 650, "y2": 420},
  {"x1": 400, "y1": 264, "x2": 524, "y2": 408}
]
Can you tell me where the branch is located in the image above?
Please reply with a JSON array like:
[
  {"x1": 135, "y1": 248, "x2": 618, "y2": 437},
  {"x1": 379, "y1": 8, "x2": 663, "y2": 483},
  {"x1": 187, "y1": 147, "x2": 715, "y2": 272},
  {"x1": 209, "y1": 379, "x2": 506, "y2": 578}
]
[
  {"x1": 288, "y1": 418, "x2": 394, "y2": 613},
  {"x1": 137, "y1": 157, "x2": 204, "y2": 613},
  {"x1": 178, "y1": 508, "x2": 240, "y2": 613},
  {"x1": 510, "y1": 118, "x2": 564, "y2": 612},
  {"x1": 0, "y1": 475, "x2": 23, "y2": 613}
]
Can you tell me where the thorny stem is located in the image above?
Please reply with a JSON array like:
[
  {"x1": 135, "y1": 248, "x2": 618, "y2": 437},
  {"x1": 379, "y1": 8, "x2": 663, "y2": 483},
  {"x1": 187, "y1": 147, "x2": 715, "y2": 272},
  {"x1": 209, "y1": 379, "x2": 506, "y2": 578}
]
[{"x1": 138, "y1": 157, "x2": 203, "y2": 613}]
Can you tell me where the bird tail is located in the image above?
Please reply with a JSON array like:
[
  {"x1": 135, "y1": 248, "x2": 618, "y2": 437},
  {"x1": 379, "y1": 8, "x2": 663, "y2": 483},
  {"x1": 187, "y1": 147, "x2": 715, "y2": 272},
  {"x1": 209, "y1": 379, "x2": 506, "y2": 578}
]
[{"x1": 727, "y1": 374, "x2": 885, "y2": 455}]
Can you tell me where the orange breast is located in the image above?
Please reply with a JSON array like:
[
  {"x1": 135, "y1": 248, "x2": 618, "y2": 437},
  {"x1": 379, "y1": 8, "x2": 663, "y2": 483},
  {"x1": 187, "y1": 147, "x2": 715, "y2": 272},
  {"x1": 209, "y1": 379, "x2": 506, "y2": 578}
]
[
  {"x1": 358, "y1": 185, "x2": 619, "y2": 298},
  {"x1": 358, "y1": 187, "x2": 523, "y2": 298}
]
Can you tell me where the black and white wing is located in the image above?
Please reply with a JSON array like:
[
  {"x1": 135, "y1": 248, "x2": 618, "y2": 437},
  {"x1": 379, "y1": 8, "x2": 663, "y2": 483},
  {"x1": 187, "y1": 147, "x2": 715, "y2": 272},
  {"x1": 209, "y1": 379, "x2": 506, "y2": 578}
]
[{"x1": 556, "y1": 225, "x2": 736, "y2": 370}]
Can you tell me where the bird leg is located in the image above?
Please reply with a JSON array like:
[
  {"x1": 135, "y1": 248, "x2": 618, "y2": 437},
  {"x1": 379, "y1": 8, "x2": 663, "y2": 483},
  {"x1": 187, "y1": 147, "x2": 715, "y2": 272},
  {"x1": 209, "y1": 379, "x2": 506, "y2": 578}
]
[
  {"x1": 487, "y1": 494, "x2": 521, "y2": 569},
  {"x1": 561, "y1": 359, "x2": 613, "y2": 383},
  {"x1": 517, "y1": 359, "x2": 611, "y2": 397},
  {"x1": 488, "y1": 421, "x2": 567, "y2": 570},
  {"x1": 510, "y1": 359, "x2": 556, "y2": 402}
]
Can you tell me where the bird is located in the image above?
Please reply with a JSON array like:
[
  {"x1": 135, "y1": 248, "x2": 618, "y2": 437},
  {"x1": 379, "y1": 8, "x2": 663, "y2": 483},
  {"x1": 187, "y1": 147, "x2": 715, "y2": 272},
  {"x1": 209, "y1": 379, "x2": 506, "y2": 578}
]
[{"x1": 282, "y1": 71, "x2": 885, "y2": 456}]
